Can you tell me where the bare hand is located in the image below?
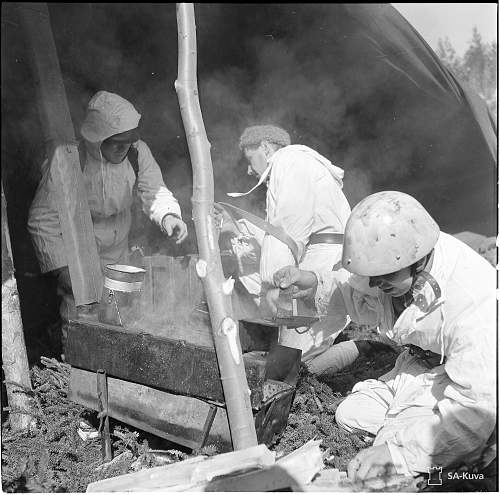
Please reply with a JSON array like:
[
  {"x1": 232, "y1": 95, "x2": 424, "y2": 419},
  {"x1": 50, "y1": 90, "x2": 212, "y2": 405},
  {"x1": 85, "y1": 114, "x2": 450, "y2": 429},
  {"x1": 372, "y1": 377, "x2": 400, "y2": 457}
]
[
  {"x1": 161, "y1": 215, "x2": 188, "y2": 244},
  {"x1": 273, "y1": 266, "x2": 318, "y2": 299},
  {"x1": 347, "y1": 444, "x2": 397, "y2": 482},
  {"x1": 273, "y1": 266, "x2": 303, "y2": 289}
]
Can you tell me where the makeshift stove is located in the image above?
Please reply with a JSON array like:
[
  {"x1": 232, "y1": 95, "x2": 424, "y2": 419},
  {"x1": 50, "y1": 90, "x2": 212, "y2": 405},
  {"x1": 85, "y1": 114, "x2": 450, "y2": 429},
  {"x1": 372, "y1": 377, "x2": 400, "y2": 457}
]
[{"x1": 65, "y1": 255, "x2": 301, "y2": 452}]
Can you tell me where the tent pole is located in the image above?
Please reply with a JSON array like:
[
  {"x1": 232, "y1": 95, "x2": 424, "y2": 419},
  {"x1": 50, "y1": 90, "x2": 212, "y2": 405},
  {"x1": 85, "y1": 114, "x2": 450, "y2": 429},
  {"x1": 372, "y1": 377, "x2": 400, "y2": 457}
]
[{"x1": 174, "y1": 3, "x2": 258, "y2": 450}]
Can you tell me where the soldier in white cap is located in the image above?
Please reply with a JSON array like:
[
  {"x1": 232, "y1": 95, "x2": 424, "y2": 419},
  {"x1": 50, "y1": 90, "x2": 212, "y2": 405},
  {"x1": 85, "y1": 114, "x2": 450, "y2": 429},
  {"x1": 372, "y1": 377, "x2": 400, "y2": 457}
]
[
  {"x1": 28, "y1": 91, "x2": 188, "y2": 325},
  {"x1": 228, "y1": 124, "x2": 365, "y2": 371},
  {"x1": 273, "y1": 191, "x2": 496, "y2": 481}
]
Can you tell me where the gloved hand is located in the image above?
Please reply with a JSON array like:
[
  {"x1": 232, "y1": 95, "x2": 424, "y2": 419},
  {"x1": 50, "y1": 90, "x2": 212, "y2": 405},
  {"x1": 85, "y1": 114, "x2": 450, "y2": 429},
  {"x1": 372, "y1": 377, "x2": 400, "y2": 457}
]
[{"x1": 161, "y1": 214, "x2": 188, "y2": 244}]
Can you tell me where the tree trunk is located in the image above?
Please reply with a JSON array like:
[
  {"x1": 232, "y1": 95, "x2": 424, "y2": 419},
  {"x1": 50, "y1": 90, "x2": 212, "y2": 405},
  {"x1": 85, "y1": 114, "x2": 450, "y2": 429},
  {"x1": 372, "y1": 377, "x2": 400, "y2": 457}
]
[
  {"x1": 174, "y1": 3, "x2": 257, "y2": 450},
  {"x1": 1, "y1": 183, "x2": 33, "y2": 431}
]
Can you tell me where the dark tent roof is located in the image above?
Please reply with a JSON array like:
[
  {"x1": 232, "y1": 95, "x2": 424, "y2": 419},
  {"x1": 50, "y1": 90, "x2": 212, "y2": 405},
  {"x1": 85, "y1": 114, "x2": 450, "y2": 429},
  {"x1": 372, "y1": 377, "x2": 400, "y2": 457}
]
[
  {"x1": 3, "y1": 3, "x2": 497, "y2": 258},
  {"x1": 345, "y1": 4, "x2": 496, "y2": 161},
  {"x1": 200, "y1": 3, "x2": 496, "y2": 236},
  {"x1": 332, "y1": 4, "x2": 497, "y2": 235},
  {"x1": 272, "y1": 3, "x2": 496, "y2": 236}
]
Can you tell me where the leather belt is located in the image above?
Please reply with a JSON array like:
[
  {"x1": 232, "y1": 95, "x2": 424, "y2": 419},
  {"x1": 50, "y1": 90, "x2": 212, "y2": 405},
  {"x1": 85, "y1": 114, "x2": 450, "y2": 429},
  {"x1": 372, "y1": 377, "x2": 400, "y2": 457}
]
[{"x1": 308, "y1": 233, "x2": 344, "y2": 245}]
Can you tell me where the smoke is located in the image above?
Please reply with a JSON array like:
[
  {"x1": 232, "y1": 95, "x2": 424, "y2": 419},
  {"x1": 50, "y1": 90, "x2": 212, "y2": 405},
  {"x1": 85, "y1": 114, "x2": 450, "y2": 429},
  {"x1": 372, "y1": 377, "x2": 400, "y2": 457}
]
[
  {"x1": 3, "y1": 3, "x2": 495, "y2": 267},
  {"x1": 195, "y1": 5, "x2": 402, "y2": 209}
]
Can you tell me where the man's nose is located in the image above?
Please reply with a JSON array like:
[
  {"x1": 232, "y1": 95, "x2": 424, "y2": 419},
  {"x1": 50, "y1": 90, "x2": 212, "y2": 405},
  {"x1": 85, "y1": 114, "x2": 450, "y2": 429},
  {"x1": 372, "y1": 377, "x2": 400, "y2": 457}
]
[{"x1": 247, "y1": 165, "x2": 254, "y2": 176}]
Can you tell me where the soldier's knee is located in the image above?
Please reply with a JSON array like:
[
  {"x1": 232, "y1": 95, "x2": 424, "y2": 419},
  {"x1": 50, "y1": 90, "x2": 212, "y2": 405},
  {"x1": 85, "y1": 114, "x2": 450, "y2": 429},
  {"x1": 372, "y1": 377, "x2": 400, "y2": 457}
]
[{"x1": 335, "y1": 398, "x2": 357, "y2": 432}]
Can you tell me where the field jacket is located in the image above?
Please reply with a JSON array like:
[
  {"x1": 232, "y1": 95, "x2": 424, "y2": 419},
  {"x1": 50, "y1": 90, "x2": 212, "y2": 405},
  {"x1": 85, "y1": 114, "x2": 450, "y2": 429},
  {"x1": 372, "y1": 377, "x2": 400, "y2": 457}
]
[
  {"x1": 28, "y1": 139, "x2": 181, "y2": 272},
  {"x1": 315, "y1": 232, "x2": 496, "y2": 472},
  {"x1": 260, "y1": 145, "x2": 351, "y2": 284}
]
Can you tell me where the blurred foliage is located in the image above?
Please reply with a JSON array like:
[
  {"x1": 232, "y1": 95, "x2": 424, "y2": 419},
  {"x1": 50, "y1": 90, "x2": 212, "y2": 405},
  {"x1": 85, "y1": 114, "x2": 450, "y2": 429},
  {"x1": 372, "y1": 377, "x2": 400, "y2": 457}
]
[{"x1": 437, "y1": 28, "x2": 497, "y2": 120}]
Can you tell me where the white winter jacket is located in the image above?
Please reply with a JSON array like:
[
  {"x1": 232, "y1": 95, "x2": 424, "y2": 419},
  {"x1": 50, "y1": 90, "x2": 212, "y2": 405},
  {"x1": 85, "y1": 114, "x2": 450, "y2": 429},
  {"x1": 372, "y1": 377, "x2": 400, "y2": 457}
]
[
  {"x1": 28, "y1": 139, "x2": 181, "y2": 272},
  {"x1": 260, "y1": 145, "x2": 352, "y2": 284},
  {"x1": 315, "y1": 232, "x2": 497, "y2": 472}
]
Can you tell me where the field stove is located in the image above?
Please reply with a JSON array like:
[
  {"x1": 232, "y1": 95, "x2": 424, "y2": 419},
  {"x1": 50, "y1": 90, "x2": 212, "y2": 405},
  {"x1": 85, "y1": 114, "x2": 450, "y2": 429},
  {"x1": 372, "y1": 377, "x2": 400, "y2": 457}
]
[{"x1": 65, "y1": 255, "x2": 301, "y2": 452}]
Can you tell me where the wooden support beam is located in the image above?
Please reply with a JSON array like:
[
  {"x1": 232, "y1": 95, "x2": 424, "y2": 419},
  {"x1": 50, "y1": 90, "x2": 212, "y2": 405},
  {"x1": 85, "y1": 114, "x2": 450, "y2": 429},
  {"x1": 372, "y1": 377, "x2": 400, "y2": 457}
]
[
  {"x1": 17, "y1": 3, "x2": 102, "y2": 305},
  {"x1": 175, "y1": 3, "x2": 257, "y2": 449},
  {"x1": 86, "y1": 443, "x2": 276, "y2": 492},
  {"x1": 15, "y1": 3, "x2": 74, "y2": 143},
  {"x1": 1, "y1": 183, "x2": 33, "y2": 431}
]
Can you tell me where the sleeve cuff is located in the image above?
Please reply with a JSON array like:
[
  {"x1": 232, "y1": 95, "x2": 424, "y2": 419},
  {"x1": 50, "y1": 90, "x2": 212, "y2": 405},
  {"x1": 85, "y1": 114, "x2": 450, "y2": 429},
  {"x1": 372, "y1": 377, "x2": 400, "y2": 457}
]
[
  {"x1": 150, "y1": 202, "x2": 182, "y2": 225},
  {"x1": 312, "y1": 269, "x2": 335, "y2": 316}
]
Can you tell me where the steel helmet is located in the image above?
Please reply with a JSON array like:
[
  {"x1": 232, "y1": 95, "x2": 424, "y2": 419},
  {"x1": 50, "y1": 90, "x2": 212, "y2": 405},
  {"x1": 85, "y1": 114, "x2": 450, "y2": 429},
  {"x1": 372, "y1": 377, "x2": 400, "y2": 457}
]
[{"x1": 342, "y1": 191, "x2": 440, "y2": 276}]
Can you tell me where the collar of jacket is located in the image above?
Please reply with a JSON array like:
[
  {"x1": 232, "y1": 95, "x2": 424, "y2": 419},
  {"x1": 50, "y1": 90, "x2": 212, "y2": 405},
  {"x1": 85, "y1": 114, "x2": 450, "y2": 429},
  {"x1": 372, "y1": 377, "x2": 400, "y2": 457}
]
[
  {"x1": 269, "y1": 144, "x2": 345, "y2": 188},
  {"x1": 85, "y1": 139, "x2": 104, "y2": 161}
]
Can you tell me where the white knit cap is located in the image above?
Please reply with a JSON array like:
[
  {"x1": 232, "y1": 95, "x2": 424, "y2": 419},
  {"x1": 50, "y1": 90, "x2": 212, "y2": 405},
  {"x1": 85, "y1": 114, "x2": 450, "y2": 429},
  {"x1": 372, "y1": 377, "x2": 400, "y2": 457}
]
[{"x1": 80, "y1": 91, "x2": 141, "y2": 143}]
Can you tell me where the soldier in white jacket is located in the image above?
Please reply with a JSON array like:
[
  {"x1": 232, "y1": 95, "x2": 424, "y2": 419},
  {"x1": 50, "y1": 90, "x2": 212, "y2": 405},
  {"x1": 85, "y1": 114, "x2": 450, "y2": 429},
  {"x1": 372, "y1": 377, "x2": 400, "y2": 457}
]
[
  {"x1": 28, "y1": 91, "x2": 187, "y2": 323},
  {"x1": 273, "y1": 191, "x2": 496, "y2": 480},
  {"x1": 228, "y1": 125, "x2": 359, "y2": 368}
]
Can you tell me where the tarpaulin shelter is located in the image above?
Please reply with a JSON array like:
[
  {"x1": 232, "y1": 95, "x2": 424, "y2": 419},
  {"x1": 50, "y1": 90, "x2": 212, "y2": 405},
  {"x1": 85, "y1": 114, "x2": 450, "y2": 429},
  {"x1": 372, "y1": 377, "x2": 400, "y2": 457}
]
[
  {"x1": 1, "y1": 3, "x2": 497, "y2": 348},
  {"x1": 326, "y1": 4, "x2": 497, "y2": 235},
  {"x1": 220, "y1": 3, "x2": 496, "y2": 236}
]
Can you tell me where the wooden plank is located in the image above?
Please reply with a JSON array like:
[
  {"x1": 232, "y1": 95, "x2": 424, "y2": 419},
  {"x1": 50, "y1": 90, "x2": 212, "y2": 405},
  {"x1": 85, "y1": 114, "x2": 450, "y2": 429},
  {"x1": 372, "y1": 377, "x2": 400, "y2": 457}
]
[
  {"x1": 168, "y1": 439, "x2": 324, "y2": 492},
  {"x1": 69, "y1": 367, "x2": 232, "y2": 451},
  {"x1": 17, "y1": 3, "x2": 74, "y2": 142},
  {"x1": 303, "y1": 469, "x2": 350, "y2": 492},
  {"x1": 86, "y1": 443, "x2": 275, "y2": 492},
  {"x1": 65, "y1": 320, "x2": 266, "y2": 407},
  {"x1": 305, "y1": 470, "x2": 418, "y2": 492},
  {"x1": 18, "y1": 3, "x2": 102, "y2": 305}
]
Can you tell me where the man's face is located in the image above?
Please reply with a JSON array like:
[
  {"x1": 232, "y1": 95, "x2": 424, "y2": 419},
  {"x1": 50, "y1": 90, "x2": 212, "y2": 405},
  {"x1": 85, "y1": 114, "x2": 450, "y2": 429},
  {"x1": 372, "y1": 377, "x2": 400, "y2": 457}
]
[
  {"x1": 243, "y1": 144, "x2": 269, "y2": 178},
  {"x1": 369, "y1": 266, "x2": 413, "y2": 297},
  {"x1": 101, "y1": 138, "x2": 132, "y2": 164}
]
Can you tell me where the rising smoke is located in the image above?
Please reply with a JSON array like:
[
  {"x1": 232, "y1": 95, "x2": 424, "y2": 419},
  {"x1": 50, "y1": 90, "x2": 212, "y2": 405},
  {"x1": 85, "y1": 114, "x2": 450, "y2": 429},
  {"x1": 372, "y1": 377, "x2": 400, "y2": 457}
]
[{"x1": 2, "y1": 3, "x2": 496, "y2": 265}]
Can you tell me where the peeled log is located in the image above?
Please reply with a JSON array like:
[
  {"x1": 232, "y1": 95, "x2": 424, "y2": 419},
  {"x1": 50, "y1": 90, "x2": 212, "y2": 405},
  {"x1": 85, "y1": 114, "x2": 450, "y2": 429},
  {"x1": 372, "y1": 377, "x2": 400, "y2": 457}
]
[
  {"x1": 1, "y1": 183, "x2": 33, "y2": 431},
  {"x1": 174, "y1": 3, "x2": 257, "y2": 449}
]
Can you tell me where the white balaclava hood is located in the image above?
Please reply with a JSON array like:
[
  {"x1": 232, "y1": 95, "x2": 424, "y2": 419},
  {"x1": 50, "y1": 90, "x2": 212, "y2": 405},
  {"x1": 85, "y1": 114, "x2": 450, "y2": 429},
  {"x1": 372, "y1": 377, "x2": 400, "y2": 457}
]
[{"x1": 80, "y1": 91, "x2": 141, "y2": 143}]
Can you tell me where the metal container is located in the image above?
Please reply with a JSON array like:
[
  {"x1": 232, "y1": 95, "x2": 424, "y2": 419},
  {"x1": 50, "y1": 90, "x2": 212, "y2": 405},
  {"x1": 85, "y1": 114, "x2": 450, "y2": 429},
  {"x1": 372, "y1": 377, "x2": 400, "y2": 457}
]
[
  {"x1": 98, "y1": 264, "x2": 146, "y2": 327},
  {"x1": 272, "y1": 287, "x2": 319, "y2": 328}
]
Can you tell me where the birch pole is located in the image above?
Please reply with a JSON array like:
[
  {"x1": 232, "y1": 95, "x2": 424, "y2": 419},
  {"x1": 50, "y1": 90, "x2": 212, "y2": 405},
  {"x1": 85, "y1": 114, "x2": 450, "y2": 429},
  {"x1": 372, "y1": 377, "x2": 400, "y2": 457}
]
[
  {"x1": 174, "y1": 3, "x2": 257, "y2": 450},
  {"x1": 2, "y1": 183, "x2": 33, "y2": 431}
]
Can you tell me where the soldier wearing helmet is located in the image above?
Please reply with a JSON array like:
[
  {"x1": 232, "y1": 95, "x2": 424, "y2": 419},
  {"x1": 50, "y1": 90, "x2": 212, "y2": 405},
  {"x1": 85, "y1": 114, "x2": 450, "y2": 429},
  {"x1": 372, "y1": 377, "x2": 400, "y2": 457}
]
[{"x1": 273, "y1": 191, "x2": 496, "y2": 481}]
